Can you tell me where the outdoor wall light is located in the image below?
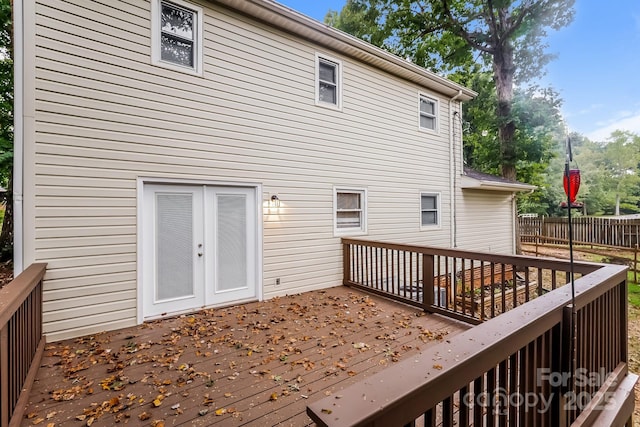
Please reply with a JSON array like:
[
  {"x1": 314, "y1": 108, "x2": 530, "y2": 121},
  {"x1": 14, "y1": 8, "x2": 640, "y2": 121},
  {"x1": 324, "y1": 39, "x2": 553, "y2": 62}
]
[{"x1": 270, "y1": 194, "x2": 281, "y2": 208}]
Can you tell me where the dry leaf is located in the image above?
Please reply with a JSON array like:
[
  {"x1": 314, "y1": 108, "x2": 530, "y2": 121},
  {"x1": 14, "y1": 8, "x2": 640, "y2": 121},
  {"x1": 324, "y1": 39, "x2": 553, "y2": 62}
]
[
  {"x1": 269, "y1": 392, "x2": 278, "y2": 401},
  {"x1": 32, "y1": 418, "x2": 45, "y2": 425},
  {"x1": 151, "y1": 421, "x2": 165, "y2": 427},
  {"x1": 86, "y1": 417, "x2": 95, "y2": 427},
  {"x1": 138, "y1": 412, "x2": 151, "y2": 421},
  {"x1": 214, "y1": 408, "x2": 227, "y2": 416}
]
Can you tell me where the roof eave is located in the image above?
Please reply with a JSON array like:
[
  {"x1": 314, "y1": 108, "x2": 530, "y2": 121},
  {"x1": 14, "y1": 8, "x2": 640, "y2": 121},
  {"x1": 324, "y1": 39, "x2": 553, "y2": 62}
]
[
  {"x1": 460, "y1": 175, "x2": 537, "y2": 192},
  {"x1": 213, "y1": 0, "x2": 476, "y2": 101}
]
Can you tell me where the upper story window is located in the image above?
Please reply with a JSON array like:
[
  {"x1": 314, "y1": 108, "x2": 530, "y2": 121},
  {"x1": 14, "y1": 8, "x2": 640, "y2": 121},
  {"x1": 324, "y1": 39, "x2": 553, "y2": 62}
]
[
  {"x1": 316, "y1": 54, "x2": 342, "y2": 110},
  {"x1": 420, "y1": 192, "x2": 440, "y2": 227},
  {"x1": 152, "y1": 0, "x2": 203, "y2": 75},
  {"x1": 334, "y1": 187, "x2": 367, "y2": 234},
  {"x1": 419, "y1": 94, "x2": 438, "y2": 131}
]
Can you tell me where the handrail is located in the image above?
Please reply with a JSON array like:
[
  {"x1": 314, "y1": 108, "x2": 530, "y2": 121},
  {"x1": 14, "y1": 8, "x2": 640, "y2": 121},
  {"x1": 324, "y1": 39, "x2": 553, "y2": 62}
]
[
  {"x1": 0, "y1": 263, "x2": 46, "y2": 427},
  {"x1": 308, "y1": 249, "x2": 633, "y2": 426}
]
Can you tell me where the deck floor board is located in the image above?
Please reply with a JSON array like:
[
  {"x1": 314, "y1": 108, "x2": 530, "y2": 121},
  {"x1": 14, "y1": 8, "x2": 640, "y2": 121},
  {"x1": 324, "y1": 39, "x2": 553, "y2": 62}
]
[{"x1": 22, "y1": 286, "x2": 468, "y2": 426}]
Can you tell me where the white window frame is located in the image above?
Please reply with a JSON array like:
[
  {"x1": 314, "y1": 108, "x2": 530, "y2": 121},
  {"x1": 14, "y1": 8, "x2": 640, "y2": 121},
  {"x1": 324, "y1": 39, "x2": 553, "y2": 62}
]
[
  {"x1": 418, "y1": 94, "x2": 439, "y2": 132},
  {"x1": 333, "y1": 187, "x2": 367, "y2": 235},
  {"x1": 151, "y1": 0, "x2": 204, "y2": 76},
  {"x1": 315, "y1": 53, "x2": 343, "y2": 110},
  {"x1": 420, "y1": 192, "x2": 441, "y2": 229}
]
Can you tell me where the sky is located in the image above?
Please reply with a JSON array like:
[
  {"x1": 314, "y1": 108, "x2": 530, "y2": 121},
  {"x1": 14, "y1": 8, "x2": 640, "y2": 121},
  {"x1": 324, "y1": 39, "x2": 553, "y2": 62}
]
[{"x1": 279, "y1": 0, "x2": 640, "y2": 142}]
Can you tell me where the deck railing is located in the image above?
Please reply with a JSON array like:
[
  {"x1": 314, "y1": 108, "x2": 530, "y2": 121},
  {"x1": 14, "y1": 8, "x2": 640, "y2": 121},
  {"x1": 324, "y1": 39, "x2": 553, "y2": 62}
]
[
  {"x1": 0, "y1": 263, "x2": 46, "y2": 427},
  {"x1": 308, "y1": 242, "x2": 635, "y2": 426},
  {"x1": 340, "y1": 238, "x2": 600, "y2": 323}
]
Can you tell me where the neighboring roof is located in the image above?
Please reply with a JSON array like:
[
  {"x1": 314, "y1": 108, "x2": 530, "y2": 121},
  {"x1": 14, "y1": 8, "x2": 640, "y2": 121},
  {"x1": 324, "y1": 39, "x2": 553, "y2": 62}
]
[
  {"x1": 214, "y1": 0, "x2": 476, "y2": 101},
  {"x1": 461, "y1": 166, "x2": 537, "y2": 192}
]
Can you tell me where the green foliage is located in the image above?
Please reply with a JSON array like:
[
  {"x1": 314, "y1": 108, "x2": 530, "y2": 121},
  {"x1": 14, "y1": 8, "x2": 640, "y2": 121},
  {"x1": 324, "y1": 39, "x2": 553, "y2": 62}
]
[
  {"x1": 327, "y1": 0, "x2": 575, "y2": 181},
  {"x1": 536, "y1": 130, "x2": 640, "y2": 216},
  {"x1": 0, "y1": 0, "x2": 11, "y2": 181},
  {"x1": 0, "y1": 0, "x2": 12, "y2": 261}
]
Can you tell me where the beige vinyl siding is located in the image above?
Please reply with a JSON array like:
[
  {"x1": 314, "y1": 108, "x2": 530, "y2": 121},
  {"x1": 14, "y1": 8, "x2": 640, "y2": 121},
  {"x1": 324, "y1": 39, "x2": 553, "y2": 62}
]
[
  {"x1": 32, "y1": 0, "x2": 457, "y2": 341},
  {"x1": 456, "y1": 190, "x2": 515, "y2": 254}
]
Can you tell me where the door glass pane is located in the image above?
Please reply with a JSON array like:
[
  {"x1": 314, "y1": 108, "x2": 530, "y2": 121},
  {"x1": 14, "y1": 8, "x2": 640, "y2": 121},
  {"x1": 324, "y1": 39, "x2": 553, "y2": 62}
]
[
  {"x1": 156, "y1": 193, "x2": 193, "y2": 300},
  {"x1": 217, "y1": 194, "x2": 247, "y2": 291}
]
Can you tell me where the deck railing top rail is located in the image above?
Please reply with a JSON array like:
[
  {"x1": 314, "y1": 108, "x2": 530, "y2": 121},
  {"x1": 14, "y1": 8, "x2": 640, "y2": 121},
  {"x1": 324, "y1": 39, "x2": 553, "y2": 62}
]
[
  {"x1": 340, "y1": 238, "x2": 601, "y2": 276},
  {"x1": 0, "y1": 263, "x2": 46, "y2": 327}
]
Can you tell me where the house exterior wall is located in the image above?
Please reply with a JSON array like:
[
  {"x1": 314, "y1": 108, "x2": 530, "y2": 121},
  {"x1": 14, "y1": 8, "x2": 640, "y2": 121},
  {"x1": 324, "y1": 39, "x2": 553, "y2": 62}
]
[
  {"x1": 23, "y1": 0, "x2": 475, "y2": 341},
  {"x1": 456, "y1": 190, "x2": 515, "y2": 254}
]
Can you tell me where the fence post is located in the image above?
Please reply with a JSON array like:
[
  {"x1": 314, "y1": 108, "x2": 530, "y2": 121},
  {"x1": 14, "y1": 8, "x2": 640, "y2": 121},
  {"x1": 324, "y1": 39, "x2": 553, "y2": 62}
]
[
  {"x1": 422, "y1": 254, "x2": 434, "y2": 311},
  {"x1": 635, "y1": 245, "x2": 638, "y2": 284}
]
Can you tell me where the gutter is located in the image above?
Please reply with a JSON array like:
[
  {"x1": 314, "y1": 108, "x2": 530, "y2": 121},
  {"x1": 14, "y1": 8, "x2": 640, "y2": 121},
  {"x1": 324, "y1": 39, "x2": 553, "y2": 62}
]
[
  {"x1": 13, "y1": 0, "x2": 24, "y2": 273},
  {"x1": 459, "y1": 178, "x2": 537, "y2": 192},
  {"x1": 449, "y1": 90, "x2": 463, "y2": 248}
]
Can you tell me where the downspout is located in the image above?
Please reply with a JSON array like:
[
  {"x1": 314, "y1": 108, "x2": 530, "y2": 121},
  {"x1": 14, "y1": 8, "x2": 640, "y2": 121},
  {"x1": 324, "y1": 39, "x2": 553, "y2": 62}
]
[
  {"x1": 449, "y1": 90, "x2": 463, "y2": 248},
  {"x1": 13, "y1": 0, "x2": 24, "y2": 273}
]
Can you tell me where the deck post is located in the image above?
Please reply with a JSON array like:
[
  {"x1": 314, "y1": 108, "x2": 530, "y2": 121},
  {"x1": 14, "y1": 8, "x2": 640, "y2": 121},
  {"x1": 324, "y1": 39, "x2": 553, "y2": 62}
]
[
  {"x1": 342, "y1": 241, "x2": 351, "y2": 285},
  {"x1": 422, "y1": 254, "x2": 434, "y2": 311}
]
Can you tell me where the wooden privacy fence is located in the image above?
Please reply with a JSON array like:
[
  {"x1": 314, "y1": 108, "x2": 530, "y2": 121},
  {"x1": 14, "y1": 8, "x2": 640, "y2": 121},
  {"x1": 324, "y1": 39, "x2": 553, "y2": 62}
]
[
  {"x1": 0, "y1": 263, "x2": 46, "y2": 427},
  {"x1": 522, "y1": 234, "x2": 639, "y2": 283},
  {"x1": 520, "y1": 216, "x2": 640, "y2": 248},
  {"x1": 308, "y1": 241, "x2": 635, "y2": 426}
]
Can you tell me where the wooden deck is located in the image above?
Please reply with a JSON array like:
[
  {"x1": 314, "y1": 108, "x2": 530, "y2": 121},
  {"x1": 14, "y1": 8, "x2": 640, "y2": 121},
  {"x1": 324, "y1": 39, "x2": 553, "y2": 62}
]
[{"x1": 21, "y1": 286, "x2": 468, "y2": 427}]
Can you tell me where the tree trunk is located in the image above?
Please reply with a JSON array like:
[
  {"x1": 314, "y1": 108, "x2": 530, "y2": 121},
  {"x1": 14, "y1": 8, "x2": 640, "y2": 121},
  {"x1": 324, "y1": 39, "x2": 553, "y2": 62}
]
[
  {"x1": 615, "y1": 194, "x2": 620, "y2": 216},
  {"x1": 493, "y1": 41, "x2": 516, "y2": 181},
  {"x1": 0, "y1": 173, "x2": 13, "y2": 261}
]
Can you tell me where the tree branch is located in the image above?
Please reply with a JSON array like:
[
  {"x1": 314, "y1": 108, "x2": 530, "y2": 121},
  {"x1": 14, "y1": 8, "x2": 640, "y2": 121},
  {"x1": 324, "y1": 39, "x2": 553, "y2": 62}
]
[{"x1": 441, "y1": 0, "x2": 495, "y2": 54}]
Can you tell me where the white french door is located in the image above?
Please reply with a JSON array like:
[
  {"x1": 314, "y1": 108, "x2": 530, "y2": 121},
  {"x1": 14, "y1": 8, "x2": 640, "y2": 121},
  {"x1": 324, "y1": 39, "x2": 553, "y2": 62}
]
[{"x1": 142, "y1": 183, "x2": 258, "y2": 319}]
